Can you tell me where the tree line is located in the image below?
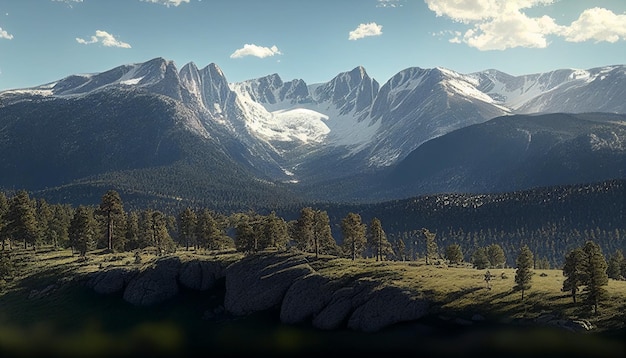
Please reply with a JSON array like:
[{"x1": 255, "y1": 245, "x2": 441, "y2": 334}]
[
  {"x1": 1, "y1": 188, "x2": 624, "y2": 315},
  {"x1": 2, "y1": 189, "x2": 624, "y2": 276}
]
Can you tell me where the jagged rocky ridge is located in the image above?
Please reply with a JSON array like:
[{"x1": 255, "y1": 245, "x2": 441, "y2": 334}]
[
  {"x1": 2, "y1": 58, "x2": 625, "y2": 184},
  {"x1": 1, "y1": 58, "x2": 625, "y2": 207}
]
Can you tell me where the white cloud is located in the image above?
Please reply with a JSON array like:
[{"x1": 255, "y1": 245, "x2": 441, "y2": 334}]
[
  {"x1": 425, "y1": 0, "x2": 625, "y2": 50},
  {"x1": 464, "y1": 11, "x2": 560, "y2": 50},
  {"x1": 425, "y1": 0, "x2": 555, "y2": 23},
  {"x1": 76, "y1": 30, "x2": 131, "y2": 48},
  {"x1": 141, "y1": 0, "x2": 190, "y2": 7},
  {"x1": 230, "y1": 44, "x2": 282, "y2": 59},
  {"x1": 559, "y1": 7, "x2": 626, "y2": 43},
  {"x1": 52, "y1": 0, "x2": 83, "y2": 7},
  {"x1": 0, "y1": 27, "x2": 13, "y2": 40},
  {"x1": 377, "y1": 0, "x2": 403, "y2": 8},
  {"x1": 349, "y1": 22, "x2": 383, "y2": 40}
]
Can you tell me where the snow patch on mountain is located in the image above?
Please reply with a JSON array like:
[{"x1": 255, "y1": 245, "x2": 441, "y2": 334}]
[{"x1": 235, "y1": 91, "x2": 329, "y2": 144}]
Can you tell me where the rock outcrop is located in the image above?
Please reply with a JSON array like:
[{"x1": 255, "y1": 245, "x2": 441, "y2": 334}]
[
  {"x1": 122, "y1": 256, "x2": 182, "y2": 306},
  {"x1": 84, "y1": 251, "x2": 432, "y2": 332}
]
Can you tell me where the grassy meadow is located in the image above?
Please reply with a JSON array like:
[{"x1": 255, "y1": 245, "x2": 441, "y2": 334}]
[{"x1": 0, "y1": 246, "x2": 624, "y2": 357}]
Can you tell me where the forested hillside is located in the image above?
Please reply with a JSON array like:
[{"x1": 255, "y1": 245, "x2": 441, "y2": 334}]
[
  {"x1": 1, "y1": 179, "x2": 623, "y2": 269},
  {"x1": 296, "y1": 179, "x2": 625, "y2": 268}
]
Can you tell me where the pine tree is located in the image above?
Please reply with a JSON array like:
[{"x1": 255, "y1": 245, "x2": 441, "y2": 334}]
[
  {"x1": 138, "y1": 209, "x2": 156, "y2": 250},
  {"x1": 151, "y1": 210, "x2": 175, "y2": 255},
  {"x1": 36, "y1": 199, "x2": 54, "y2": 246},
  {"x1": 5, "y1": 190, "x2": 39, "y2": 250},
  {"x1": 197, "y1": 209, "x2": 231, "y2": 251},
  {"x1": 471, "y1": 247, "x2": 490, "y2": 269},
  {"x1": 514, "y1": 245, "x2": 534, "y2": 300},
  {"x1": 562, "y1": 247, "x2": 585, "y2": 303},
  {"x1": 124, "y1": 211, "x2": 141, "y2": 250},
  {"x1": 486, "y1": 244, "x2": 506, "y2": 269},
  {"x1": 422, "y1": 228, "x2": 438, "y2": 265},
  {"x1": 445, "y1": 244, "x2": 464, "y2": 265},
  {"x1": 341, "y1": 212, "x2": 366, "y2": 261},
  {"x1": 179, "y1": 207, "x2": 197, "y2": 251},
  {"x1": 313, "y1": 210, "x2": 339, "y2": 257},
  {"x1": 69, "y1": 206, "x2": 97, "y2": 256},
  {"x1": 367, "y1": 217, "x2": 392, "y2": 261},
  {"x1": 606, "y1": 250, "x2": 624, "y2": 280},
  {"x1": 294, "y1": 207, "x2": 315, "y2": 254},
  {"x1": 97, "y1": 190, "x2": 125, "y2": 252},
  {"x1": 262, "y1": 211, "x2": 289, "y2": 251},
  {"x1": 394, "y1": 238, "x2": 407, "y2": 261},
  {"x1": 582, "y1": 241, "x2": 608, "y2": 315},
  {"x1": 234, "y1": 214, "x2": 257, "y2": 253}
]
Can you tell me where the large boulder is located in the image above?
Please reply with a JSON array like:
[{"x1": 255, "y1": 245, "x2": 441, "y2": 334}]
[
  {"x1": 311, "y1": 280, "x2": 378, "y2": 330},
  {"x1": 88, "y1": 267, "x2": 137, "y2": 295},
  {"x1": 224, "y1": 252, "x2": 314, "y2": 315},
  {"x1": 179, "y1": 259, "x2": 226, "y2": 291},
  {"x1": 347, "y1": 286, "x2": 430, "y2": 332},
  {"x1": 123, "y1": 256, "x2": 182, "y2": 306},
  {"x1": 280, "y1": 273, "x2": 340, "y2": 324}
]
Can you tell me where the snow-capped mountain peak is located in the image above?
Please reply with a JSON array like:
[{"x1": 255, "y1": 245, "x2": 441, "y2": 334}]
[{"x1": 1, "y1": 58, "x2": 624, "y2": 183}]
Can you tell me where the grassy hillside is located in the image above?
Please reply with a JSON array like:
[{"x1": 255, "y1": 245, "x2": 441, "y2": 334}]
[{"x1": 0, "y1": 247, "x2": 624, "y2": 357}]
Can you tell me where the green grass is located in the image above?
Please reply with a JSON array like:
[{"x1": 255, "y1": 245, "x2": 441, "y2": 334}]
[{"x1": 0, "y1": 247, "x2": 625, "y2": 357}]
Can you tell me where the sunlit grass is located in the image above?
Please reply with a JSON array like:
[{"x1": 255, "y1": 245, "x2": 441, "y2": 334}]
[{"x1": 0, "y1": 247, "x2": 624, "y2": 356}]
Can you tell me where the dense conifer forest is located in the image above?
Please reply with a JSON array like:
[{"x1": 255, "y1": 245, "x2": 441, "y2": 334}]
[{"x1": 1, "y1": 178, "x2": 624, "y2": 271}]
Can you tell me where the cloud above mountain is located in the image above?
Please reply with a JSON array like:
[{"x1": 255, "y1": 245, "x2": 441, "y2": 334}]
[
  {"x1": 349, "y1": 22, "x2": 383, "y2": 40},
  {"x1": 76, "y1": 30, "x2": 131, "y2": 48},
  {"x1": 426, "y1": 0, "x2": 626, "y2": 50},
  {"x1": 230, "y1": 44, "x2": 282, "y2": 59}
]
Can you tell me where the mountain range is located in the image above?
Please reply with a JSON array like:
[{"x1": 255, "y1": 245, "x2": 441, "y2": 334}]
[{"x1": 0, "y1": 57, "x2": 624, "y2": 210}]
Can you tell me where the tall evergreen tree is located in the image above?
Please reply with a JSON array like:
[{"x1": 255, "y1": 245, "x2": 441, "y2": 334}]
[
  {"x1": 124, "y1": 211, "x2": 141, "y2": 250},
  {"x1": 234, "y1": 214, "x2": 257, "y2": 253},
  {"x1": 394, "y1": 238, "x2": 407, "y2": 261},
  {"x1": 562, "y1": 247, "x2": 586, "y2": 303},
  {"x1": 151, "y1": 210, "x2": 175, "y2": 255},
  {"x1": 341, "y1": 212, "x2": 366, "y2": 261},
  {"x1": 313, "y1": 210, "x2": 338, "y2": 257},
  {"x1": 294, "y1": 207, "x2": 315, "y2": 253},
  {"x1": 49, "y1": 204, "x2": 72, "y2": 249},
  {"x1": 445, "y1": 244, "x2": 464, "y2": 265},
  {"x1": 36, "y1": 199, "x2": 54, "y2": 246},
  {"x1": 138, "y1": 209, "x2": 156, "y2": 250},
  {"x1": 514, "y1": 245, "x2": 534, "y2": 300},
  {"x1": 5, "y1": 190, "x2": 39, "y2": 250},
  {"x1": 197, "y1": 209, "x2": 231, "y2": 251},
  {"x1": 68, "y1": 206, "x2": 97, "y2": 256},
  {"x1": 486, "y1": 244, "x2": 506, "y2": 269},
  {"x1": 582, "y1": 241, "x2": 608, "y2": 315},
  {"x1": 606, "y1": 249, "x2": 624, "y2": 280},
  {"x1": 262, "y1": 211, "x2": 290, "y2": 251},
  {"x1": 471, "y1": 247, "x2": 490, "y2": 269},
  {"x1": 179, "y1": 207, "x2": 197, "y2": 251},
  {"x1": 367, "y1": 217, "x2": 392, "y2": 261},
  {"x1": 97, "y1": 190, "x2": 125, "y2": 252},
  {"x1": 423, "y1": 228, "x2": 438, "y2": 265}
]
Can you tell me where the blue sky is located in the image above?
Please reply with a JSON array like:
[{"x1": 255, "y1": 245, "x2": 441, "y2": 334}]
[{"x1": 0, "y1": 0, "x2": 625, "y2": 91}]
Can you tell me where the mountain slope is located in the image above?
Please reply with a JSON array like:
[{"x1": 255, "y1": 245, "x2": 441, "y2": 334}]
[
  {"x1": 1, "y1": 58, "x2": 625, "y2": 208},
  {"x1": 384, "y1": 112, "x2": 626, "y2": 199},
  {"x1": 0, "y1": 87, "x2": 301, "y2": 211}
]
